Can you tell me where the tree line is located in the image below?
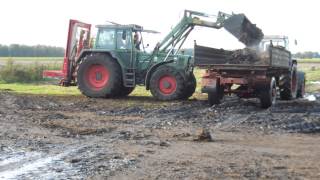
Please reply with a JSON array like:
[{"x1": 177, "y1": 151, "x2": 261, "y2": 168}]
[{"x1": 0, "y1": 44, "x2": 64, "y2": 57}]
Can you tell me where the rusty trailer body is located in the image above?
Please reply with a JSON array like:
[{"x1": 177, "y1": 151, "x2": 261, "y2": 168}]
[{"x1": 194, "y1": 41, "x2": 305, "y2": 108}]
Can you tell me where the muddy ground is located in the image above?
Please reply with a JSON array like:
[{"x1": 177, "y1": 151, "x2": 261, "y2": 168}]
[{"x1": 0, "y1": 92, "x2": 320, "y2": 179}]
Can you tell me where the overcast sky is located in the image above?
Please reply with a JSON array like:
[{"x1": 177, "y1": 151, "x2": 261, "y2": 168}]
[{"x1": 1, "y1": 0, "x2": 319, "y2": 52}]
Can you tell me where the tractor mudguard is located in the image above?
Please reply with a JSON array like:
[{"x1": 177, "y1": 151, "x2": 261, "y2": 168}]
[
  {"x1": 77, "y1": 50, "x2": 118, "y2": 63},
  {"x1": 77, "y1": 50, "x2": 126, "y2": 71}
]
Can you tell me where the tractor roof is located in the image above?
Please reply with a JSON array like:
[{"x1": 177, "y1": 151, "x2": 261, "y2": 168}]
[
  {"x1": 96, "y1": 24, "x2": 143, "y2": 31},
  {"x1": 262, "y1": 35, "x2": 288, "y2": 41},
  {"x1": 96, "y1": 24, "x2": 159, "y2": 33}
]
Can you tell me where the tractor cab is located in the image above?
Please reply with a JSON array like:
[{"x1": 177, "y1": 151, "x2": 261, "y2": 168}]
[
  {"x1": 259, "y1": 35, "x2": 289, "y2": 51},
  {"x1": 94, "y1": 24, "x2": 144, "y2": 51}
]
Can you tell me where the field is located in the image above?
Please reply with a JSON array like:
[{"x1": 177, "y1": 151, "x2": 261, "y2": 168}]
[{"x1": 0, "y1": 58, "x2": 320, "y2": 179}]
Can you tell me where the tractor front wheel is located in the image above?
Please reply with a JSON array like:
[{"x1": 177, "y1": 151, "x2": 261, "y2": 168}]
[
  {"x1": 296, "y1": 71, "x2": 305, "y2": 98},
  {"x1": 77, "y1": 54, "x2": 122, "y2": 98},
  {"x1": 280, "y1": 64, "x2": 298, "y2": 100},
  {"x1": 150, "y1": 66, "x2": 185, "y2": 101}
]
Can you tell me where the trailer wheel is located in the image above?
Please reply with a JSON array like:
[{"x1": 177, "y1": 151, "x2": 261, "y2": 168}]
[
  {"x1": 296, "y1": 71, "x2": 305, "y2": 98},
  {"x1": 208, "y1": 87, "x2": 221, "y2": 106},
  {"x1": 181, "y1": 73, "x2": 196, "y2": 99},
  {"x1": 150, "y1": 66, "x2": 185, "y2": 101},
  {"x1": 77, "y1": 54, "x2": 122, "y2": 98},
  {"x1": 260, "y1": 77, "x2": 277, "y2": 108},
  {"x1": 280, "y1": 64, "x2": 298, "y2": 100}
]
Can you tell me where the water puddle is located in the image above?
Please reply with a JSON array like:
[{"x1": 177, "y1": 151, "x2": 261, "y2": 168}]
[
  {"x1": 305, "y1": 94, "x2": 317, "y2": 101},
  {"x1": 0, "y1": 147, "x2": 82, "y2": 179}
]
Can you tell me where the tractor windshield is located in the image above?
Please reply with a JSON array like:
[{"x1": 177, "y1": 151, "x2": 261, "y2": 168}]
[
  {"x1": 139, "y1": 31, "x2": 162, "y2": 53},
  {"x1": 96, "y1": 29, "x2": 115, "y2": 49},
  {"x1": 116, "y1": 30, "x2": 132, "y2": 49}
]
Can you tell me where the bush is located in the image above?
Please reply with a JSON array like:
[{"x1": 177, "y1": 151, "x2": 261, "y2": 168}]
[{"x1": 0, "y1": 58, "x2": 61, "y2": 83}]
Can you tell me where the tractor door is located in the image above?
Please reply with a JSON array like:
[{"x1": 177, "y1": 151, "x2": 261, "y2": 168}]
[{"x1": 115, "y1": 29, "x2": 137, "y2": 87}]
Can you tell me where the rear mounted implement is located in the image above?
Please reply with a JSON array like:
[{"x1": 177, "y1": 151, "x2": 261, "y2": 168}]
[{"x1": 43, "y1": 20, "x2": 91, "y2": 86}]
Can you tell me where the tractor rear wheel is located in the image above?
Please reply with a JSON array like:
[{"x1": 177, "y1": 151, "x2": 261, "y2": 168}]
[
  {"x1": 296, "y1": 71, "x2": 305, "y2": 98},
  {"x1": 280, "y1": 64, "x2": 298, "y2": 100},
  {"x1": 181, "y1": 73, "x2": 196, "y2": 99},
  {"x1": 150, "y1": 66, "x2": 185, "y2": 101},
  {"x1": 259, "y1": 77, "x2": 277, "y2": 108},
  {"x1": 77, "y1": 54, "x2": 122, "y2": 98}
]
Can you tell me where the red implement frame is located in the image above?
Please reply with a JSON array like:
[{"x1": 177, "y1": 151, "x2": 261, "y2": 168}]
[{"x1": 43, "y1": 20, "x2": 91, "y2": 86}]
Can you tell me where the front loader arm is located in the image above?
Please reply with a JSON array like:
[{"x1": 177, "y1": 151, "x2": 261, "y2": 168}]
[
  {"x1": 154, "y1": 9, "x2": 263, "y2": 55},
  {"x1": 156, "y1": 10, "x2": 231, "y2": 54}
]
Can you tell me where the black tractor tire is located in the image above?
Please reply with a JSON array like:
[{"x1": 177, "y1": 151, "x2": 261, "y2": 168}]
[
  {"x1": 208, "y1": 86, "x2": 221, "y2": 106},
  {"x1": 116, "y1": 86, "x2": 135, "y2": 97},
  {"x1": 181, "y1": 73, "x2": 197, "y2": 100},
  {"x1": 280, "y1": 64, "x2": 298, "y2": 100},
  {"x1": 296, "y1": 71, "x2": 306, "y2": 98},
  {"x1": 77, "y1": 54, "x2": 122, "y2": 98},
  {"x1": 259, "y1": 77, "x2": 277, "y2": 108},
  {"x1": 150, "y1": 66, "x2": 185, "y2": 101}
]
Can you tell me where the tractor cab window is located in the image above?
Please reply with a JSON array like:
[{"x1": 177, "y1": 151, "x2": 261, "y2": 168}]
[
  {"x1": 116, "y1": 30, "x2": 132, "y2": 50},
  {"x1": 96, "y1": 29, "x2": 115, "y2": 49}
]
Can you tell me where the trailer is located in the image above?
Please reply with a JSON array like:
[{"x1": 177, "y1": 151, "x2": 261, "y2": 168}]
[{"x1": 195, "y1": 36, "x2": 305, "y2": 108}]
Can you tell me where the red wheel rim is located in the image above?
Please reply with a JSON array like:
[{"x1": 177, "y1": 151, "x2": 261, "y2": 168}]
[
  {"x1": 86, "y1": 64, "x2": 109, "y2": 90},
  {"x1": 158, "y1": 75, "x2": 177, "y2": 95}
]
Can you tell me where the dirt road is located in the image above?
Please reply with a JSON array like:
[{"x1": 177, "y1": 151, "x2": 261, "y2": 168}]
[{"x1": 0, "y1": 92, "x2": 320, "y2": 179}]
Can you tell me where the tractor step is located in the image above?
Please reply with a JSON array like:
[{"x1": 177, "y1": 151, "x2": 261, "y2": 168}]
[{"x1": 124, "y1": 68, "x2": 136, "y2": 87}]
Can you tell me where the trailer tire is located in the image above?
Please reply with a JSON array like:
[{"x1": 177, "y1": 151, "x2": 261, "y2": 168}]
[
  {"x1": 150, "y1": 66, "x2": 185, "y2": 101},
  {"x1": 280, "y1": 64, "x2": 298, "y2": 100},
  {"x1": 208, "y1": 86, "x2": 221, "y2": 106},
  {"x1": 181, "y1": 73, "x2": 196, "y2": 99},
  {"x1": 260, "y1": 77, "x2": 277, "y2": 108},
  {"x1": 296, "y1": 71, "x2": 305, "y2": 98},
  {"x1": 77, "y1": 54, "x2": 122, "y2": 98}
]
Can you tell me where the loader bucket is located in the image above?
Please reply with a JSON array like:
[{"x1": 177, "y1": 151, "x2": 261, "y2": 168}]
[{"x1": 223, "y1": 14, "x2": 264, "y2": 47}]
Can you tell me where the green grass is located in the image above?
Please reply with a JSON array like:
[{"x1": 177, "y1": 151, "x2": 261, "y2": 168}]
[
  {"x1": 0, "y1": 83, "x2": 81, "y2": 95},
  {"x1": 304, "y1": 69, "x2": 320, "y2": 84},
  {"x1": 297, "y1": 58, "x2": 320, "y2": 63},
  {"x1": 297, "y1": 60, "x2": 320, "y2": 83},
  {"x1": 0, "y1": 83, "x2": 159, "y2": 97},
  {"x1": 0, "y1": 59, "x2": 61, "y2": 83}
]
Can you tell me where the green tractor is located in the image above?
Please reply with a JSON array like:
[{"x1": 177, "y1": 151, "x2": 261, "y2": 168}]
[
  {"x1": 76, "y1": 23, "x2": 196, "y2": 100},
  {"x1": 44, "y1": 10, "x2": 260, "y2": 100}
]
